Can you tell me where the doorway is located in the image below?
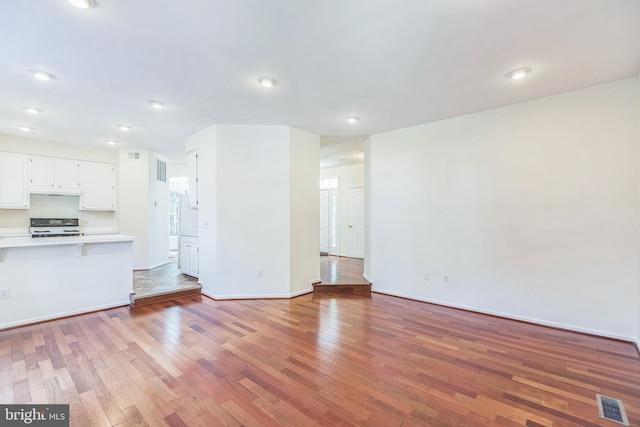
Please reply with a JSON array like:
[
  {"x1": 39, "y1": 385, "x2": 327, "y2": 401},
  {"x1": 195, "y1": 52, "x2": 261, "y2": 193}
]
[
  {"x1": 348, "y1": 187, "x2": 365, "y2": 259},
  {"x1": 169, "y1": 176, "x2": 189, "y2": 259},
  {"x1": 320, "y1": 178, "x2": 338, "y2": 256},
  {"x1": 318, "y1": 178, "x2": 366, "y2": 285}
]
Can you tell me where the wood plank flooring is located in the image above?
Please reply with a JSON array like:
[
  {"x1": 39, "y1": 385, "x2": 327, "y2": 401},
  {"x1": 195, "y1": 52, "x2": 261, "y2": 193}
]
[{"x1": 1, "y1": 292, "x2": 639, "y2": 426}]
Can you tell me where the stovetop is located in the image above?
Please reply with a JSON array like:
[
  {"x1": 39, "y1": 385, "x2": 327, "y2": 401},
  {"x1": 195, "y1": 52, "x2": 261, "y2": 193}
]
[{"x1": 29, "y1": 218, "x2": 82, "y2": 238}]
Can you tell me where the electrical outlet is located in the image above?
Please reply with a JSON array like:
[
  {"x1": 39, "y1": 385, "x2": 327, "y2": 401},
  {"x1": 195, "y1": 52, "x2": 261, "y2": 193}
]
[
  {"x1": 0, "y1": 288, "x2": 9, "y2": 299},
  {"x1": 423, "y1": 273, "x2": 429, "y2": 281},
  {"x1": 257, "y1": 270, "x2": 264, "y2": 278},
  {"x1": 443, "y1": 274, "x2": 449, "y2": 283}
]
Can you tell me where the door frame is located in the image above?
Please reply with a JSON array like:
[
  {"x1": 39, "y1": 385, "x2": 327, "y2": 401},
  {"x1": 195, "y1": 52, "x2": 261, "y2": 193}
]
[{"x1": 348, "y1": 186, "x2": 365, "y2": 259}]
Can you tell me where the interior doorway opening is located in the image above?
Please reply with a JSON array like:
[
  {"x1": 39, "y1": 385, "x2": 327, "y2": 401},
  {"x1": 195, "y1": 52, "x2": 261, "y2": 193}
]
[
  {"x1": 320, "y1": 178, "x2": 339, "y2": 256},
  {"x1": 169, "y1": 176, "x2": 189, "y2": 259},
  {"x1": 318, "y1": 176, "x2": 366, "y2": 285}
]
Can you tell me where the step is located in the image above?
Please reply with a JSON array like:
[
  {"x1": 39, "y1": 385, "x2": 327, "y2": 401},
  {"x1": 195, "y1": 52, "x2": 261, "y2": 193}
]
[
  {"x1": 312, "y1": 283, "x2": 371, "y2": 296},
  {"x1": 129, "y1": 285, "x2": 202, "y2": 308}
]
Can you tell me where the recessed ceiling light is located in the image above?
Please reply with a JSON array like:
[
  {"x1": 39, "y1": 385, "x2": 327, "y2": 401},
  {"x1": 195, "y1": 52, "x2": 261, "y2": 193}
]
[
  {"x1": 105, "y1": 139, "x2": 119, "y2": 145},
  {"x1": 148, "y1": 100, "x2": 166, "y2": 109},
  {"x1": 19, "y1": 126, "x2": 34, "y2": 132},
  {"x1": 345, "y1": 116, "x2": 360, "y2": 124},
  {"x1": 30, "y1": 70, "x2": 56, "y2": 81},
  {"x1": 23, "y1": 107, "x2": 43, "y2": 114},
  {"x1": 116, "y1": 124, "x2": 133, "y2": 131},
  {"x1": 508, "y1": 68, "x2": 531, "y2": 80},
  {"x1": 68, "y1": 0, "x2": 96, "y2": 8},
  {"x1": 258, "y1": 77, "x2": 276, "y2": 88}
]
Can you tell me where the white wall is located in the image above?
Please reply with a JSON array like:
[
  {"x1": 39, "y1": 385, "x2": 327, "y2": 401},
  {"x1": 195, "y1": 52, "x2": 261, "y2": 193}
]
[
  {"x1": 216, "y1": 125, "x2": 291, "y2": 297},
  {"x1": 0, "y1": 134, "x2": 118, "y2": 231},
  {"x1": 0, "y1": 240, "x2": 132, "y2": 330},
  {"x1": 0, "y1": 134, "x2": 118, "y2": 163},
  {"x1": 186, "y1": 126, "x2": 218, "y2": 291},
  {"x1": 168, "y1": 162, "x2": 188, "y2": 178},
  {"x1": 369, "y1": 78, "x2": 639, "y2": 341},
  {"x1": 118, "y1": 149, "x2": 171, "y2": 270},
  {"x1": 290, "y1": 127, "x2": 321, "y2": 294},
  {"x1": 364, "y1": 137, "x2": 372, "y2": 281},
  {"x1": 148, "y1": 153, "x2": 170, "y2": 268},
  {"x1": 186, "y1": 124, "x2": 320, "y2": 299},
  {"x1": 637, "y1": 73, "x2": 640, "y2": 350},
  {"x1": 118, "y1": 149, "x2": 150, "y2": 269},
  {"x1": 320, "y1": 163, "x2": 365, "y2": 257}
]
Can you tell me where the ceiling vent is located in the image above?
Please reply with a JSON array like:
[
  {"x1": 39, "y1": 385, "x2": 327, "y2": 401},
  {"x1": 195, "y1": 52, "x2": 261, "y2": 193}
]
[
  {"x1": 156, "y1": 159, "x2": 167, "y2": 182},
  {"x1": 128, "y1": 152, "x2": 140, "y2": 160}
]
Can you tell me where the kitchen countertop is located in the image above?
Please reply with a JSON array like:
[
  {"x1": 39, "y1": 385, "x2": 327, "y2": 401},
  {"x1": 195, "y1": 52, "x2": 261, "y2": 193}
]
[{"x1": 0, "y1": 234, "x2": 134, "y2": 249}]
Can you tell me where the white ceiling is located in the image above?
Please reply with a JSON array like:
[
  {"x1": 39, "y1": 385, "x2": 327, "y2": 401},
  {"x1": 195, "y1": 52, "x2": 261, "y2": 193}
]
[
  {"x1": 0, "y1": 1, "x2": 639, "y2": 162},
  {"x1": 320, "y1": 135, "x2": 367, "y2": 169}
]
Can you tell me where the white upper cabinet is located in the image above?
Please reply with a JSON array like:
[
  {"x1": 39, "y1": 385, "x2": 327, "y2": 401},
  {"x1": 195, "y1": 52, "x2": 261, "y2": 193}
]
[
  {"x1": 188, "y1": 150, "x2": 198, "y2": 209},
  {"x1": 0, "y1": 152, "x2": 29, "y2": 209},
  {"x1": 29, "y1": 156, "x2": 80, "y2": 195},
  {"x1": 79, "y1": 162, "x2": 116, "y2": 211}
]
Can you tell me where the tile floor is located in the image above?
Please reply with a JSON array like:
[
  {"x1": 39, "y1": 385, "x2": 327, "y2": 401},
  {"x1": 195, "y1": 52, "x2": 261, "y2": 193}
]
[{"x1": 133, "y1": 261, "x2": 199, "y2": 297}]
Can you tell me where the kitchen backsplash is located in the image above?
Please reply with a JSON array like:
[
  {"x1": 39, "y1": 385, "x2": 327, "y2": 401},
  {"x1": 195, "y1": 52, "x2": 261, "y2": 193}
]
[{"x1": 0, "y1": 194, "x2": 116, "y2": 231}]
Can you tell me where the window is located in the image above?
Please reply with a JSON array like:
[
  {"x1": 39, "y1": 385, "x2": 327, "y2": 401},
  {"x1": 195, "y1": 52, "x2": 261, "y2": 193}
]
[
  {"x1": 320, "y1": 178, "x2": 338, "y2": 189},
  {"x1": 169, "y1": 191, "x2": 180, "y2": 236},
  {"x1": 169, "y1": 177, "x2": 189, "y2": 237}
]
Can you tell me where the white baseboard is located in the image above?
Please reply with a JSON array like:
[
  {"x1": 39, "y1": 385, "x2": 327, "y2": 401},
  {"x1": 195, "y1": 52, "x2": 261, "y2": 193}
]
[
  {"x1": 202, "y1": 287, "x2": 313, "y2": 301},
  {"x1": 0, "y1": 300, "x2": 130, "y2": 331},
  {"x1": 291, "y1": 287, "x2": 313, "y2": 297},
  {"x1": 372, "y1": 287, "x2": 636, "y2": 343},
  {"x1": 148, "y1": 260, "x2": 172, "y2": 270},
  {"x1": 362, "y1": 274, "x2": 373, "y2": 284}
]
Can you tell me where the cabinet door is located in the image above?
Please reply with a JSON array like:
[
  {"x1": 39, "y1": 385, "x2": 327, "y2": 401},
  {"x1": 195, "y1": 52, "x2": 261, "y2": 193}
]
[
  {"x1": 29, "y1": 156, "x2": 55, "y2": 191},
  {"x1": 80, "y1": 162, "x2": 116, "y2": 211},
  {"x1": 0, "y1": 153, "x2": 29, "y2": 209},
  {"x1": 55, "y1": 158, "x2": 80, "y2": 193},
  {"x1": 30, "y1": 156, "x2": 80, "y2": 194},
  {"x1": 189, "y1": 244, "x2": 199, "y2": 277},
  {"x1": 188, "y1": 150, "x2": 198, "y2": 208},
  {"x1": 179, "y1": 243, "x2": 190, "y2": 274}
]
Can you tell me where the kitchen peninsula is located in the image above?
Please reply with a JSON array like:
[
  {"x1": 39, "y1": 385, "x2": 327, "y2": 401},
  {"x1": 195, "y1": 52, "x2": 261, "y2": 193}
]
[{"x1": 0, "y1": 234, "x2": 134, "y2": 330}]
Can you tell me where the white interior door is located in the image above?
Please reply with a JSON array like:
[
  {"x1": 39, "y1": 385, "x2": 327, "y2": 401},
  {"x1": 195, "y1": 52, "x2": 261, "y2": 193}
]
[
  {"x1": 348, "y1": 187, "x2": 365, "y2": 259},
  {"x1": 319, "y1": 190, "x2": 329, "y2": 254},
  {"x1": 328, "y1": 189, "x2": 338, "y2": 255}
]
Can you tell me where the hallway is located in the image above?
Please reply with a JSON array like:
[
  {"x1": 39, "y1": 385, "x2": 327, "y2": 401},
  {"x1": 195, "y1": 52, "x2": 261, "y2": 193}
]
[{"x1": 320, "y1": 255, "x2": 367, "y2": 284}]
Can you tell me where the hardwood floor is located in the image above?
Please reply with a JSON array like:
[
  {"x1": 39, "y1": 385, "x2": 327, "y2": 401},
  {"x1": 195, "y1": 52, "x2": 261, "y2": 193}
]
[
  {"x1": 1, "y1": 292, "x2": 639, "y2": 426},
  {"x1": 320, "y1": 255, "x2": 367, "y2": 284}
]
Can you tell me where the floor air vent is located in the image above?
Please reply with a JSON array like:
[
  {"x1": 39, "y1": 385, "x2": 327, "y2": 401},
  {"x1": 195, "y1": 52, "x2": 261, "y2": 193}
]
[{"x1": 596, "y1": 394, "x2": 629, "y2": 426}]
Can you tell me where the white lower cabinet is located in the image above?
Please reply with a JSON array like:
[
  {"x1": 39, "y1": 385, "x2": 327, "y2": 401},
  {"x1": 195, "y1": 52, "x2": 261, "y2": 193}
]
[{"x1": 179, "y1": 236, "x2": 199, "y2": 278}]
